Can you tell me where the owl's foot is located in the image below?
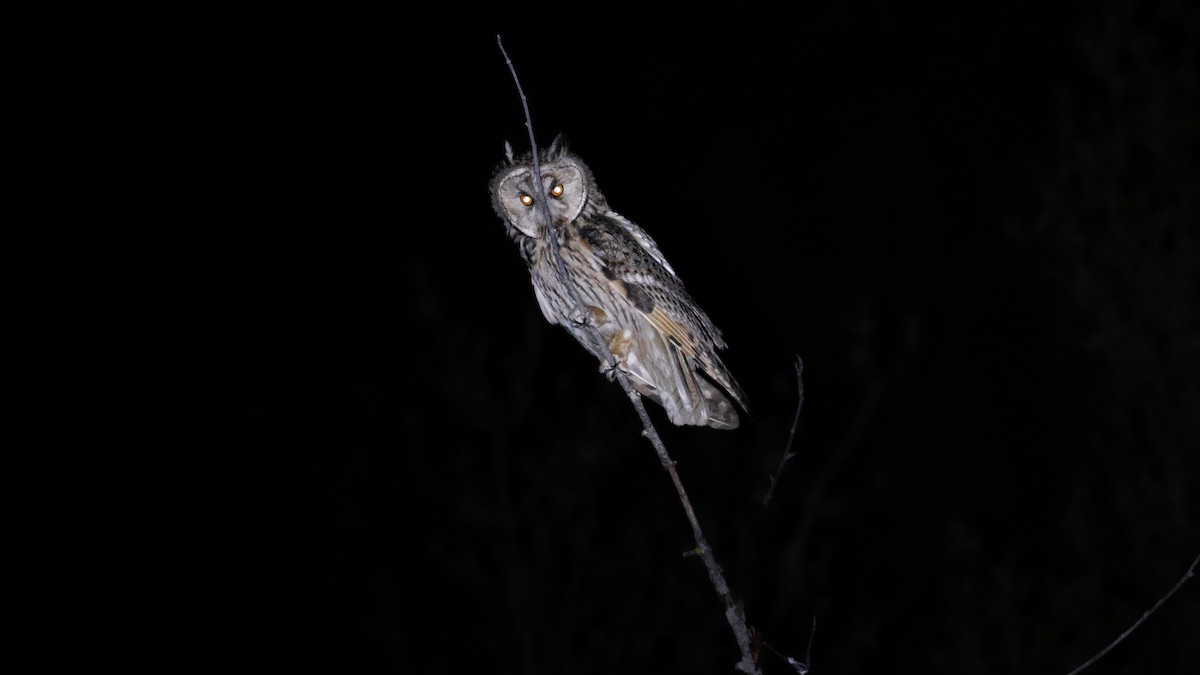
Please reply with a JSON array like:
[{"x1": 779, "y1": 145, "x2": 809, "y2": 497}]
[
  {"x1": 599, "y1": 359, "x2": 622, "y2": 381},
  {"x1": 598, "y1": 328, "x2": 635, "y2": 381},
  {"x1": 569, "y1": 304, "x2": 609, "y2": 329}
]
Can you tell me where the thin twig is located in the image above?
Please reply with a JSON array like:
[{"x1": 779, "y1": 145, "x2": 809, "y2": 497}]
[
  {"x1": 763, "y1": 615, "x2": 816, "y2": 674},
  {"x1": 497, "y1": 35, "x2": 762, "y2": 675},
  {"x1": 1065, "y1": 551, "x2": 1200, "y2": 675},
  {"x1": 763, "y1": 356, "x2": 804, "y2": 506}
]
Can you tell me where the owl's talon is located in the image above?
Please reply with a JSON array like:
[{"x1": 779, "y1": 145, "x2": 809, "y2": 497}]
[
  {"x1": 563, "y1": 306, "x2": 591, "y2": 327},
  {"x1": 599, "y1": 360, "x2": 622, "y2": 380}
]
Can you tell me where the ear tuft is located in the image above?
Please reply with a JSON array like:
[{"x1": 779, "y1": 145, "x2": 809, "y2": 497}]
[
  {"x1": 503, "y1": 140, "x2": 514, "y2": 164},
  {"x1": 547, "y1": 133, "x2": 567, "y2": 158}
]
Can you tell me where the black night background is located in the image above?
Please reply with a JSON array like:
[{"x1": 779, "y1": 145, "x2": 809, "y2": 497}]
[{"x1": 24, "y1": 7, "x2": 1199, "y2": 674}]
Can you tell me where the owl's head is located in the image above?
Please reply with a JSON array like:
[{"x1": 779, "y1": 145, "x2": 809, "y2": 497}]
[{"x1": 490, "y1": 136, "x2": 602, "y2": 238}]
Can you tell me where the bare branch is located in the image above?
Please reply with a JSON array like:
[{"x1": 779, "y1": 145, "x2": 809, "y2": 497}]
[
  {"x1": 763, "y1": 356, "x2": 804, "y2": 506},
  {"x1": 497, "y1": 35, "x2": 762, "y2": 674},
  {"x1": 1065, "y1": 551, "x2": 1200, "y2": 675}
]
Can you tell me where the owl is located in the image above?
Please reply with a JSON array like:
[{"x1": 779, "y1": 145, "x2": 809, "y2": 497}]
[{"x1": 490, "y1": 137, "x2": 747, "y2": 429}]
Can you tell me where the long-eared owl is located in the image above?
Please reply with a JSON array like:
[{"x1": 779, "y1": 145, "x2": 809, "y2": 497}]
[{"x1": 490, "y1": 137, "x2": 747, "y2": 429}]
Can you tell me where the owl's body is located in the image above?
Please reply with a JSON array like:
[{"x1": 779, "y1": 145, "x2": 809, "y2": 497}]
[{"x1": 490, "y1": 139, "x2": 746, "y2": 429}]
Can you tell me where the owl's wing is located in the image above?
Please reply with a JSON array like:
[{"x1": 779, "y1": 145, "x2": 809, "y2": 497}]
[
  {"x1": 638, "y1": 284, "x2": 749, "y2": 417},
  {"x1": 583, "y1": 215, "x2": 748, "y2": 417},
  {"x1": 603, "y1": 210, "x2": 676, "y2": 277}
]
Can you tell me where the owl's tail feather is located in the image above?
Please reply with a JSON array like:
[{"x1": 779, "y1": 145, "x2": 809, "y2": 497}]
[
  {"x1": 636, "y1": 351, "x2": 741, "y2": 430},
  {"x1": 593, "y1": 320, "x2": 742, "y2": 430},
  {"x1": 696, "y1": 376, "x2": 740, "y2": 430},
  {"x1": 625, "y1": 371, "x2": 739, "y2": 429},
  {"x1": 653, "y1": 369, "x2": 739, "y2": 429}
]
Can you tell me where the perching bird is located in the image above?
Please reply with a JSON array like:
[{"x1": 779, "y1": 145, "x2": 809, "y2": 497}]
[{"x1": 490, "y1": 137, "x2": 747, "y2": 429}]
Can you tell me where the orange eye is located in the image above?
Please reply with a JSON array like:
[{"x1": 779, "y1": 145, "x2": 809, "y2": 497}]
[
  {"x1": 519, "y1": 194, "x2": 533, "y2": 206},
  {"x1": 550, "y1": 184, "x2": 564, "y2": 197}
]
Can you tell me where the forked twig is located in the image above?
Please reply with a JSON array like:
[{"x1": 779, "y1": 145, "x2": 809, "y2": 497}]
[
  {"x1": 763, "y1": 615, "x2": 815, "y2": 674},
  {"x1": 1065, "y1": 551, "x2": 1199, "y2": 675},
  {"x1": 498, "y1": 35, "x2": 762, "y2": 675},
  {"x1": 764, "y1": 356, "x2": 804, "y2": 506}
]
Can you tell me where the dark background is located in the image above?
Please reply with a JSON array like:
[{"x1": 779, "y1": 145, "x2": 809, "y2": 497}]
[{"x1": 28, "y1": 6, "x2": 1198, "y2": 674}]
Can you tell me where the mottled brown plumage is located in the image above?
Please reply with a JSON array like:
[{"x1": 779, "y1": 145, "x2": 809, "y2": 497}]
[{"x1": 490, "y1": 138, "x2": 746, "y2": 429}]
